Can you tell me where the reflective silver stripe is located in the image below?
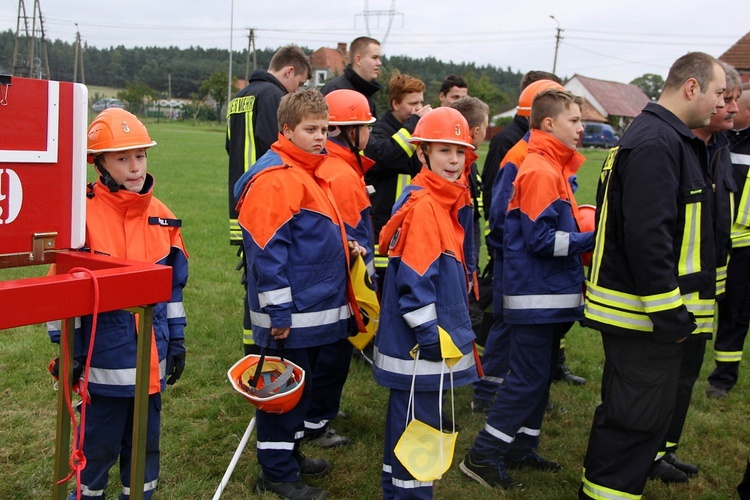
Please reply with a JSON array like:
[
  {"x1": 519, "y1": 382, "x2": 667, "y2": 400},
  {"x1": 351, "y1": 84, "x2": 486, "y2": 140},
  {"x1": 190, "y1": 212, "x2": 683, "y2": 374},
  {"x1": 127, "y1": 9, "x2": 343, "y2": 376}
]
[
  {"x1": 304, "y1": 419, "x2": 328, "y2": 430},
  {"x1": 581, "y1": 473, "x2": 642, "y2": 500},
  {"x1": 250, "y1": 305, "x2": 351, "y2": 328},
  {"x1": 402, "y1": 303, "x2": 437, "y2": 328},
  {"x1": 730, "y1": 152, "x2": 750, "y2": 166},
  {"x1": 392, "y1": 477, "x2": 433, "y2": 489},
  {"x1": 257, "y1": 440, "x2": 295, "y2": 450},
  {"x1": 483, "y1": 422, "x2": 514, "y2": 444},
  {"x1": 393, "y1": 128, "x2": 416, "y2": 156},
  {"x1": 121, "y1": 478, "x2": 158, "y2": 495},
  {"x1": 714, "y1": 350, "x2": 743, "y2": 362},
  {"x1": 517, "y1": 426, "x2": 540, "y2": 436},
  {"x1": 167, "y1": 301, "x2": 185, "y2": 319},
  {"x1": 88, "y1": 359, "x2": 167, "y2": 386},
  {"x1": 383, "y1": 463, "x2": 392, "y2": 473},
  {"x1": 258, "y1": 287, "x2": 293, "y2": 308},
  {"x1": 47, "y1": 317, "x2": 82, "y2": 332},
  {"x1": 80, "y1": 484, "x2": 105, "y2": 497},
  {"x1": 504, "y1": 293, "x2": 583, "y2": 310},
  {"x1": 295, "y1": 430, "x2": 305, "y2": 440},
  {"x1": 483, "y1": 375, "x2": 504, "y2": 384},
  {"x1": 366, "y1": 260, "x2": 376, "y2": 278},
  {"x1": 553, "y1": 231, "x2": 570, "y2": 256},
  {"x1": 374, "y1": 346, "x2": 475, "y2": 376}
]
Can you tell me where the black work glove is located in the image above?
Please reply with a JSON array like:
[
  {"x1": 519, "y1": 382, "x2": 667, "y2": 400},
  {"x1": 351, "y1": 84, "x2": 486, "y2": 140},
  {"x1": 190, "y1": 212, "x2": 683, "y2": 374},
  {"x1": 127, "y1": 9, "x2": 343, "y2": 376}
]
[
  {"x1": 166, "y1": 343, "x2": 186, "y2": 385},
  {"x1": 49, "y1": 357, "x2": 84, "y2": 381}
]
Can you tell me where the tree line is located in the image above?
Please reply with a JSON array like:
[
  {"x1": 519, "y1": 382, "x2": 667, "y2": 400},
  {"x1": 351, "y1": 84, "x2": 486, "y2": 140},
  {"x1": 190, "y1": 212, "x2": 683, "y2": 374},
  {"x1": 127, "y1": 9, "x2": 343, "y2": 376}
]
[{"x1": 0, "y1": 29, "x2": 526, "y2": 119}]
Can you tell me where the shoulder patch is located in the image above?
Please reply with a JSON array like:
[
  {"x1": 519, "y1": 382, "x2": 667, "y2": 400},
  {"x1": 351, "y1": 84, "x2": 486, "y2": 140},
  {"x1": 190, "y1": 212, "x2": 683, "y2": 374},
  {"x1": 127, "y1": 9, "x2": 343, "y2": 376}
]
[{"x1": 389, "y1": 228, "x2": 401, "y2": 250}]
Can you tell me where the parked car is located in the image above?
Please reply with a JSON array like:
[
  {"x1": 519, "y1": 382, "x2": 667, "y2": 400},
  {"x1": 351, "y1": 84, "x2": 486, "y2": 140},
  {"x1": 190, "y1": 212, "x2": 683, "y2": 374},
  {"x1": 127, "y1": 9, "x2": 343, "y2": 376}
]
[
  {"x1": 582, "y1": 123, "x2": 619, "y2": 148},
  {"x1": 92, "y1": 98, "x2": 126, "y2": 112}
]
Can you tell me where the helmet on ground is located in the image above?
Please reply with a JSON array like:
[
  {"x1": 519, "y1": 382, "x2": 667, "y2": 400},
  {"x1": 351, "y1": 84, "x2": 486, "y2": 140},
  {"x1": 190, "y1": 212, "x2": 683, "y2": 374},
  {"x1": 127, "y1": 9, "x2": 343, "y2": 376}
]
[
  {"x1": 517, "y1": 79, "x2": 565, "y2": 117},
  {"x1": 228, "y1": 354, "x2": 305, "y2": 414},
  {"x1": 87, "y1": 108, "x2": 156, "y2": 161},
  {"x1": 326, "y1": 89, "x2": 376, "y2": 126},
  {"x1": 409, "y1": 107, "x2": 474, "y2": 149},
  {"x1": 577, "y1": 204, "x2": 596, "y2": 266}
]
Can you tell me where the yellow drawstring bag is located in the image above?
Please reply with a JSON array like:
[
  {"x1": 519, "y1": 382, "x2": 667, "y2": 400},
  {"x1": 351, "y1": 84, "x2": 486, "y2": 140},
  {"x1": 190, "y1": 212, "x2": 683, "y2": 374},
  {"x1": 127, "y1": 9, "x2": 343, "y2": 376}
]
[
  {"x1": 348, "y1": 254, "x2": 380, "y2": 350},
  {"x1": 394, "y1": 335, "x2": 460, "y2": 481}
]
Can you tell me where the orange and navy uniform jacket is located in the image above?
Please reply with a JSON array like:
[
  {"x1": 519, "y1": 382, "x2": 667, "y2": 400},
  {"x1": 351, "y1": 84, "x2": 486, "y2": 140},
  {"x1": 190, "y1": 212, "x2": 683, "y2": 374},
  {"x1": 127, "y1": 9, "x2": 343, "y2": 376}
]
[
  {"x1": 47, "y1": 174, "x2": 189, "y2": 397},
  {"x1": 236, "y1": 135, "x2": 361, "y2": 349},
  {"x1": 373, "y1": 166, "x2": 478, "y2": 391},
  {"x1": 318, "y1": 138, "x2": 377, "y2": 277},
  {"x1": 503, "y1": 130, "x2": 593, "y2": 325}
]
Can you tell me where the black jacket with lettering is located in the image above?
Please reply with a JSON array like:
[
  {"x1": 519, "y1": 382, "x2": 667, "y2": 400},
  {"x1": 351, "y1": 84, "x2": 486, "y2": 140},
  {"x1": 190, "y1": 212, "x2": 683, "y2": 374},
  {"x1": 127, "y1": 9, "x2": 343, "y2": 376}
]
[
  {"x1": 584, "y1": 102, "x2": 716, "y2": 343},
  {"x1": 226, "y1": 70, "x2": 287, "y2": 243}
]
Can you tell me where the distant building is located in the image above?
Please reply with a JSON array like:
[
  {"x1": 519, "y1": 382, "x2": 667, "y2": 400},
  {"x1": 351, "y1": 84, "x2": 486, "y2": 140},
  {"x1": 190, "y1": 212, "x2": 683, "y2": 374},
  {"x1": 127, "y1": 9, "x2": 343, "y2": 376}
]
[
  {"x1": 719, "y1": 31, "x2": 750, "y2": 83},
  {"x1": 564, "y1": 74, "x2": 650, "y2": 131},
  {"x1": 309, "y1": 43, "x2": 348, "y2": 87}
]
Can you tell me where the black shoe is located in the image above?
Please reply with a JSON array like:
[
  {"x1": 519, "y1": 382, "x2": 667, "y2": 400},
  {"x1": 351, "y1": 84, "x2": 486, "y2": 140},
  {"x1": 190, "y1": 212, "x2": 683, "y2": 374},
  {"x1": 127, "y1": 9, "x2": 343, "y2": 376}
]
[
  {"x1": 506, "y1": 451, "x2": 562, "y2": 472},
  {"x1": 293, "y1": 450, "x2": 332, "y2": 478},
  {"x1": 459, "y1": 453, "x2": 522, "y2": 490},
  {"x1": 649, "y1": 460, "x2": 688, "y2": 483},
  {"x1": 554, "y1": 365, "x2": 586, "y2": 385},
  {"x1": 471, "y1": 398, "x2": 493, "y2": 415},
  {"x1": 664, "y1": 452, "x2": 699, "y2": 477},
  {"x1": 441, "y1": 414, "x2": 461, "y2": 432},
  {"x1": 256, "y1": 473, "x2": 328, "y2": 499}
]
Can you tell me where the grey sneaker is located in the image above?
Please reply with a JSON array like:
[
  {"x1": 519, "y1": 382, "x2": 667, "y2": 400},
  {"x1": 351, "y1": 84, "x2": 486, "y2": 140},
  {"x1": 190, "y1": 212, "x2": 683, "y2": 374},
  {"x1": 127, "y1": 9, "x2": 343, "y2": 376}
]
[
  {"x1": 256, "y1": 473, "x2": 327, "y2": 499},
  {"x1": 306, "y1": 428, "x2": 351, "y2": 448},
  {"x1": 706, "y1": 385, "x2": 729, "y2": 399}
]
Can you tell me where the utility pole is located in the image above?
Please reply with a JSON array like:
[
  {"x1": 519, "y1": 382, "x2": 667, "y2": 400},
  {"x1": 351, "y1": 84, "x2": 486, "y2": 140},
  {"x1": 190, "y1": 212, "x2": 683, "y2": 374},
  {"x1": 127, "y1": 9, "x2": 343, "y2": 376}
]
[
  {"x1": 73, "y1": 23, "x2": 85, "y2": 84},
  {"x1": 245, "y1": 29, "x2": 256, "y2": 82},
  {"x1": 12, "y1": 0, "x2": 49, "y2": 79},
  {"x1": 550, "y1": 15, "x2": 564, "y2": 75}
]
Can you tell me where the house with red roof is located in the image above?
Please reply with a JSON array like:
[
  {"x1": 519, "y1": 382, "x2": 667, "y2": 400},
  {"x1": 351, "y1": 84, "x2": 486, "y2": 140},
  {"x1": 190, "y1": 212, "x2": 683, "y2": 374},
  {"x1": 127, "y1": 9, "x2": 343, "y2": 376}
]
[
  {"x1": 309, "y1": 43, "x2": 348, "y2": 87},
  {"x1": 719, "y1": 31, "x2": 750, "y2": 83},
  {"x1": 564, "y1": 74, "x2": 650, "y2": 132}
]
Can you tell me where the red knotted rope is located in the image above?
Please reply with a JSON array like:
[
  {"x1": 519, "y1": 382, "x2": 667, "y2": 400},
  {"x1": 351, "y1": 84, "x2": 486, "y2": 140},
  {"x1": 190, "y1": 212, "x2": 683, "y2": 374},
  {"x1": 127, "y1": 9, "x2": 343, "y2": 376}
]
[{"x1": 57, "y1": 267, "x2": 100, "y2": 500}]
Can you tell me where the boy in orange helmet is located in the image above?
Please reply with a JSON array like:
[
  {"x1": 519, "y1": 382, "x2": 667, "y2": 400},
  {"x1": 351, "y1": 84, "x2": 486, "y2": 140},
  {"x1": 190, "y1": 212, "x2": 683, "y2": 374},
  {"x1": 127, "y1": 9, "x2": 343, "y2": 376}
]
[{"x1": 47, "y1": 108, "x2": 189, "y2": 499}]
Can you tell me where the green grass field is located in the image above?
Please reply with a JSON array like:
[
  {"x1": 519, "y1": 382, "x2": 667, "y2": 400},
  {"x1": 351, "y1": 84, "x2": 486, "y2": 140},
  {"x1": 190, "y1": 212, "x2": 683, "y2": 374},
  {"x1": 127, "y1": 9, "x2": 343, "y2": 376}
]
[{"x1": 1, "y1": 123, "x2": 748, "y2": 499}]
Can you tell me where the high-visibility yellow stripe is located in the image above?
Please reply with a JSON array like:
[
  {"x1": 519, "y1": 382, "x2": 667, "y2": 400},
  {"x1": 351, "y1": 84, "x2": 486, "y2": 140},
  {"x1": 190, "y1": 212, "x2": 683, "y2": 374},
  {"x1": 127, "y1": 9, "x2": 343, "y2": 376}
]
[
  {"x1": 588, "y1": 147, "x2": 618, "y2": 284},
  {"x1": 243, "y1": 328, "x2": 255, "y2": 345},
  {"x1": 581, "y1": 469, "x2": 642, "y2": 500},
  {"x1": 678, "y1": 202, "x2": 700, "y2": 276},
  {"x1": 714, "y1": 350, "x2": 743, "y2": 363},
  {"x1": 731, "y1": 156, "x2": 750, "y2": 246}
]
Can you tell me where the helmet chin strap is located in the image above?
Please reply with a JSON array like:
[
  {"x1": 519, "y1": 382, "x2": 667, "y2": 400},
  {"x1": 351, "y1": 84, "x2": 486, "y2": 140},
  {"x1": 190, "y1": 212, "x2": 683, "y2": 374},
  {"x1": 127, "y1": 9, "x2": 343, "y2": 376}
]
[
  {"x1": 93, "y1": 157, "x2": 123, "y2": 192},
  {"x1": 340, "y1": 126, "x2": 365, "y2": 172}
]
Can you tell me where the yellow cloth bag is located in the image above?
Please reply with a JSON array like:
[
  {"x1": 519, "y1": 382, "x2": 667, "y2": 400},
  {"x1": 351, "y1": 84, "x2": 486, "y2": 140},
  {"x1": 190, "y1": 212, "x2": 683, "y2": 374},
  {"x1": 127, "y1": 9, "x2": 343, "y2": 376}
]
[
  {"x1": 347, "y1": 254, "x2": 380, "y2": 350},
  {"x1": 394, "y1": 343, "x2": 459, "y2": 482}
]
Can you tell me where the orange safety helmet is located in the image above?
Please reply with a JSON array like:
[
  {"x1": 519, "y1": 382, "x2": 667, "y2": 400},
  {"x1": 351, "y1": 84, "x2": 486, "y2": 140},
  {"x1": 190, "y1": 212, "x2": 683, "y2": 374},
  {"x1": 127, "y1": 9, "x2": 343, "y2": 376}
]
[
  {"x1": 409, "y1": 107, "x2": 475, "y2": 149},
  {"x1": 228, "y1": 354, "x2": 305, "y2": 414},
  {"x1": 577, "y1": 204, "x2": 596, "y2": 266},
  {"x1": 326, "y1": 89, "x2": 376, "y2": 126},
  {"x1": 516, "y1": 79, "x2": 565, "y2": 117},
  {"x1": 86, "y1": 108, "x2": 157, "y2": 162}
]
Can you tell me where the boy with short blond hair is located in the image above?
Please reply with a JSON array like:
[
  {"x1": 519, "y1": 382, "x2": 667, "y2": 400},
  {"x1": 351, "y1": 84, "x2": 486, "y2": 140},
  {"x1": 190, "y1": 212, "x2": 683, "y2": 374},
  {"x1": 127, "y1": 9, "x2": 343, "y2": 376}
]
[
  {"x1": 462, "y1": 89, "x2": 593, "y2": 491},
  {"x1": 235, "y1": 88, "x2": 362, "y2": 499}
]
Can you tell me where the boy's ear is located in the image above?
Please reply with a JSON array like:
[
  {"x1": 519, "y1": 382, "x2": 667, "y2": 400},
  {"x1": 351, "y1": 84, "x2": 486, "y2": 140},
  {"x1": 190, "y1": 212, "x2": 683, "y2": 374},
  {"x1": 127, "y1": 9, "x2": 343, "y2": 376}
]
[
  {"x1": 282, "y1": 123, "x2": 293, "y2": 140},
  {"x1": 541, "y1": 116, "x2": 555, "y2": 132}
]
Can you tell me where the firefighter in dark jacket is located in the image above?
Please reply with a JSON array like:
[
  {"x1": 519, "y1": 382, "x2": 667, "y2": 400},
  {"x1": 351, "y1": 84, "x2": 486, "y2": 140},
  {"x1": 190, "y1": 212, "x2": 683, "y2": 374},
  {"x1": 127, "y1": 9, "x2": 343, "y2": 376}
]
[
  {"x1": 580, "y1": 52, "x2": 726, "y2": 500},
  {"x1": 225, "y1": 45, "x2": 311, "y2": 355},
  {"x1": 708, "y1": 81, "x2": 750, "y2": 398},
  {"x1": 321, "y1": 36, "x2": 382, "y2": 118},
  {"x1": 364, "y1": 73, "x2": 431, "y2": 285}
]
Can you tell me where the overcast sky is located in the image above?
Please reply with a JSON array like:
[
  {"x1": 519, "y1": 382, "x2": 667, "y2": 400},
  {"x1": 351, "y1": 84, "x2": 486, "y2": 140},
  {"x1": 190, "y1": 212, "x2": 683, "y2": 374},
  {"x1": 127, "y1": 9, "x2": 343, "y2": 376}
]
[{"x1": 4, "y1": 0, "x2": 749, "y2": 85}]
